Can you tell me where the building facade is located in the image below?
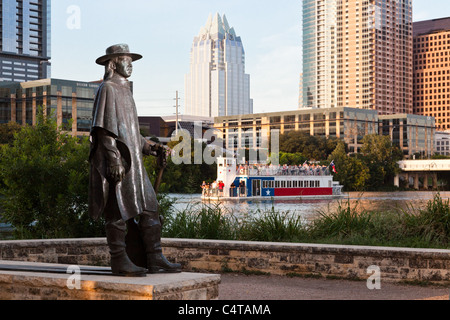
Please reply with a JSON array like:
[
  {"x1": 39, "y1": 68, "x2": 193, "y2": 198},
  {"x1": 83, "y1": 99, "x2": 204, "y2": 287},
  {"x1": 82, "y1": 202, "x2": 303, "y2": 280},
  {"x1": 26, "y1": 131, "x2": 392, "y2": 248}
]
[
  {"x1": 379, "y1": 113, "x2": 435, "y2": 158},
  {"x1": 184, "y1": 13, "x2": 253, "y2": 118},
  {"x1": 435, "y1": 131, "x2": 450, "y2": 156},
  {"x1": 0, "y1": 78, "x2": 99, "y2": 136},
  {"x1": 302, "y1": 0, "x2": 337, "y2": 109},
  {"x1": 302, "y1": 0, "x2": 413, "y2": 115},
  {"x1": 0, "y1": 0, "x2": 51, "y2": 82},
  {"x1": 215, "y1": 107, "x2": 434, "y2": 159},
  {"x1": 413, "y1": 17, "x2": 450, "y2": 131}
]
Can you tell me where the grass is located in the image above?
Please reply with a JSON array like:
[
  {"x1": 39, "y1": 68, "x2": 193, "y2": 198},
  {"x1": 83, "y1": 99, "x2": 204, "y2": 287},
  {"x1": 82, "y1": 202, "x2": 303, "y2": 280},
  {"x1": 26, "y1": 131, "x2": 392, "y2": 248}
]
[
  {"x1": 161, "y1": 193, "x2": 450, "y2": 249},
  {"x1": 162, "y1": 202, "x2": 238, "y2": 240},
  {"x1": 238, "y1": 207, "x2": 307, "y2": 243}
]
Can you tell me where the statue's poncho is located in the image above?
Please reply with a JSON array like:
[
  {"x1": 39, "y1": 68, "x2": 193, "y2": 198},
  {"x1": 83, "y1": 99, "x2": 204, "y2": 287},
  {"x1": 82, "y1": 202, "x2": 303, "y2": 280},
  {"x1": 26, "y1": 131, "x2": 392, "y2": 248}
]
[{"x1": 89, "y1": 74, "x2": 157, "y2": 221}]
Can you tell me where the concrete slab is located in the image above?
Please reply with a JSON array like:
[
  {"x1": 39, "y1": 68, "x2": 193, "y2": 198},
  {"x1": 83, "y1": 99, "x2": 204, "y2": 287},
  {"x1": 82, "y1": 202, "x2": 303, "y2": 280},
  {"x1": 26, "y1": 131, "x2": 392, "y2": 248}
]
[{"x1": 0, "y1": 260, "x2": 220, "y2": 300}]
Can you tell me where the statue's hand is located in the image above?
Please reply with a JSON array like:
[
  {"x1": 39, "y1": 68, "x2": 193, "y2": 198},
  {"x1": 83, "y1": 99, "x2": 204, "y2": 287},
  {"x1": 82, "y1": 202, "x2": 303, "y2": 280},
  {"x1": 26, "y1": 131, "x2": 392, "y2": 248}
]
[
  {"x1": 108, "y1": 164, "x2": 126, "y2": 183},
  {"x1": 151, "y1": 143, "x2": 169, "y2": 156}
]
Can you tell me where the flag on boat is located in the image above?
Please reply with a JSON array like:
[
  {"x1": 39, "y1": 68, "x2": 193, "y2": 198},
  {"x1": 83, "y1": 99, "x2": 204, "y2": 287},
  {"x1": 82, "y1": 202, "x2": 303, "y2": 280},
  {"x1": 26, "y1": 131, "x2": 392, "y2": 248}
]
[{"x1": 330, "y1": 161, "x2": 337, "y2": 173}]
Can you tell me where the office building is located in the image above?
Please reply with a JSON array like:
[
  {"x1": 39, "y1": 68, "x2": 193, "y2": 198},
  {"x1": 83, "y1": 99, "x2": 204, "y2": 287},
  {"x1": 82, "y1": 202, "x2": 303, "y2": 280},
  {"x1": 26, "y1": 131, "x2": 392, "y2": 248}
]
[
  {"x1": 184, "y1": 13, "x2": 253, "y2": 118},
  {"x1": 298, "y1": 73, "x2": 303, "y2": 109},
  {"x1": 215, "y1": 107, "x2": 435, "y2": 158},
  {"x1": 379, "y1": 113, "x2": 435, "y2": 158},
  {"x1": 302, "y1": 0, "x2": 413, "y2": 115},
  {"x1": 0, "y1": 0, "x2": 51, "y2": 82},
  {"x1": 0, "y1": 78, "x2": 99, "y2": 136},
  {"x1": 413, "y1": 17, "x2": 450, "y2": 130},
  {"x1": 435, "y1": 131, "x2": 450, "y2": 156}
]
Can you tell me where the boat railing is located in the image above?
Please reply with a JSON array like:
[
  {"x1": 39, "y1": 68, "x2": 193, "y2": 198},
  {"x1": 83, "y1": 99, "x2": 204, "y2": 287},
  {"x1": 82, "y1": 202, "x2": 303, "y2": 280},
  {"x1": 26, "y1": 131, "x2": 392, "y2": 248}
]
[
  {"x1": 236, "y1": 167, "x2": 332, "y2": 177},
  {"x1": 228, "y1": 186, "x2": 247, "y2": 198},
  {"x1": 202, "y1": 187, "x2": 247, "y2": 198},
  {"x1": 333, "y1": 185, "x2": 344, "y2": 196}
]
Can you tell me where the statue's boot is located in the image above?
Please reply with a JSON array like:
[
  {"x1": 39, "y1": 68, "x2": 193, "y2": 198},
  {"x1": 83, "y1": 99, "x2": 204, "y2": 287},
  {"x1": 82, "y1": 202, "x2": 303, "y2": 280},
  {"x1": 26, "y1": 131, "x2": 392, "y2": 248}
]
[
  {"x1": 106, "y1": 219, "x2": 148, "y2": 277},
  {"x1": 139, "y1": 212, "x2": 182, "y2": 274}
]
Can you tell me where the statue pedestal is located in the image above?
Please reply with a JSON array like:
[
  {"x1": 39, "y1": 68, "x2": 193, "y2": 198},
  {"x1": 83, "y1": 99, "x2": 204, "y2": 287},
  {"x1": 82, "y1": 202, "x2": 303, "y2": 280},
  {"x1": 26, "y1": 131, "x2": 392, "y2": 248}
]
[{"x1": 0, "y1": 260, "x2": 220, "y2": 300}]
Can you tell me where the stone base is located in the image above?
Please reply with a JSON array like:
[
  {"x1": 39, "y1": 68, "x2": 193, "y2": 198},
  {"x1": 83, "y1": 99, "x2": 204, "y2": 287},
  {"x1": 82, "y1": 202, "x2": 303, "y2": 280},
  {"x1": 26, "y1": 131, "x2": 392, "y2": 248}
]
[{"x1": 0, "y1": 261, "x2": 220, "y2": 300}]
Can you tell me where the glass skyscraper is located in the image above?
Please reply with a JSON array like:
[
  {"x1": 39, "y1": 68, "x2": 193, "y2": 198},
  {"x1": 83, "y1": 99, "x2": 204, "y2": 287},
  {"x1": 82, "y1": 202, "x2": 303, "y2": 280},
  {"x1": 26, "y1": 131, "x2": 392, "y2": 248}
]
[
  {"x1": 185, "y1": 13, "x2": 253, "y2": 118},
  {"x1": 0, "y1": 0, "x2": 51, "y2": 82},
  {"x1": 302, "y1": 0, "x2": 337, "y2": 110},
  {"x1": 302, "y1": 0, "x2": 413, "y2": 115}
]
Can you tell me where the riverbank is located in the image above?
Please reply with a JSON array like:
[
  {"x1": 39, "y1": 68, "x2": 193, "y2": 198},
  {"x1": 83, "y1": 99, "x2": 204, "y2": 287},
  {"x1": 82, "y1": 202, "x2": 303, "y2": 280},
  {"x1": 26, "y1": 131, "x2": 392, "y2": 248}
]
[
  {"x1": 161, "y1": 193, "x2": 450, "y2": 250},
  {"x1": 2, "y1": 191, "x2": 450, "y2": 249}
]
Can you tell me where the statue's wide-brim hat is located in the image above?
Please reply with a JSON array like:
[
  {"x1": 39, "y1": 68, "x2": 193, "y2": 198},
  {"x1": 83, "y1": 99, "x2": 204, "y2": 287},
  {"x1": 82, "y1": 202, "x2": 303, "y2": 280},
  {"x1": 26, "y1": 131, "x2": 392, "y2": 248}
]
[{"x1": 96, "y1": 44, "x2": 143, "y2": 66}]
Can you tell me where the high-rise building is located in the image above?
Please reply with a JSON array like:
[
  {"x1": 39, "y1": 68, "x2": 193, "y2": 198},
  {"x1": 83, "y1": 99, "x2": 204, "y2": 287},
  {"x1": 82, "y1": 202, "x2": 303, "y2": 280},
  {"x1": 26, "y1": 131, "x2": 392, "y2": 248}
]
[
  {"x1": 298, "y1": 73, "x2": 303, "y2": 109},
  {"x1": 302, "y1": 0, "x2": 337, "y2": 109},
  {"x1": 413, "y1": 17, "x2": 450, "y2": 131},
  {"x1": 302, "y1": 0, "x2": 413, "y2": 115},
  {"x1": 0, "y1": 0, "x2": 51, "y2": 82},
  {"x1": 184, "y1": 13, "x2": 253, "y2": 118}
]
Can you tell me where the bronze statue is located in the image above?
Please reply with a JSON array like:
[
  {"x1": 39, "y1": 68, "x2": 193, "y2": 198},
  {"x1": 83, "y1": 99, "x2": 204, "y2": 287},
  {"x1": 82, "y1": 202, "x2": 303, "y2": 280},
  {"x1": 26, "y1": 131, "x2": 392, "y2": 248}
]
[{"x1": 89, "y1": 44, "x2": 181, "y2": 276}]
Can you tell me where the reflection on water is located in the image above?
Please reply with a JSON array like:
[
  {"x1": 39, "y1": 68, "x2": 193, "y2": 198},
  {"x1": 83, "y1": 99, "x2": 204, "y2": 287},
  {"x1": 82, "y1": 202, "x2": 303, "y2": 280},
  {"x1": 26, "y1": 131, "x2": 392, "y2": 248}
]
[{"x1": 168, "y1": 191, "x2": 450, "y2": 221}]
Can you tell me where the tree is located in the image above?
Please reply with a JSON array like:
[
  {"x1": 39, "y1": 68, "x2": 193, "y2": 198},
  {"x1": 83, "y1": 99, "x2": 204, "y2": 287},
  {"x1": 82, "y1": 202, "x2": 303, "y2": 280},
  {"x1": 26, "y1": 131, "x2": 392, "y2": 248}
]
[
  {"x1": 279, "y1": 131, "x2": 340, "y2": 160},
  {"x1": 360, "y1": 135, "x2": 403, "y2": 190},
  {"x1": 279, "y1": 152, "x2": 307, "y2": 166},
  {"x1": 0, "y1": 111, "x2": 104, "y2": 239},
  {"x1": 0, "y1": 122, "x2": 22, "y2": 146},
  {"x1": 143, "y1": 138, "x2": 217, "y2": 194},
  {"x1": 328, "y1": 141, "x2": 370, "y2": 191}
]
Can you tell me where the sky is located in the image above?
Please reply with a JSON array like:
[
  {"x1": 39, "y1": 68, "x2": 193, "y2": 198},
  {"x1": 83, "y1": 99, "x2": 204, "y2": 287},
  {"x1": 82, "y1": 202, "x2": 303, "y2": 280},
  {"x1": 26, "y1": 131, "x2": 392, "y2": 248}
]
[{"x1": 51, "y1": 0, "x2": 450, "y2": 117}]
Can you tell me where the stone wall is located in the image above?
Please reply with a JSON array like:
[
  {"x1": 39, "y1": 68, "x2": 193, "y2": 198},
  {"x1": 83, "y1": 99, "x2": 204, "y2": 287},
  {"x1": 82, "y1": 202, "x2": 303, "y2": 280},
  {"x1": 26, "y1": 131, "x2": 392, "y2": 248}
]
[
  {"x1": 1, "y1": 238, "x2": 449, "y2": 284},
  {"x1": 0, "y1": 260, "x2": 220, "y2": 300},
  {"x1": 0, "y1": 238, "x2": 110, "y2": 266}
]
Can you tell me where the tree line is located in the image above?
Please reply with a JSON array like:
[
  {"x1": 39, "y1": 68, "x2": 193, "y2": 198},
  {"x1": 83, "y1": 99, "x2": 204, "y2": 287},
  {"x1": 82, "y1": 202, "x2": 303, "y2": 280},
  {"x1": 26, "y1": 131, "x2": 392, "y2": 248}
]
[
  {"x1": 0, "y1": 115, "x2": 215, "y2": 239},
  {"x1": 0, "y1": 116, "x2": 403, "y2": 239},
  {"x1": 278, "y1": 131, "x2": 403, "y2": 192}
]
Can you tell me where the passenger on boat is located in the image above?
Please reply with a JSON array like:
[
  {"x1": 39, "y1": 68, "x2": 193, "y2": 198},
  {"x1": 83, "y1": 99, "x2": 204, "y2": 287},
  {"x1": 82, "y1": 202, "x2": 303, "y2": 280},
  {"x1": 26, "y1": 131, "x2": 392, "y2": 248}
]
[
  {"x1": 218, "y1": 180, "x2": 225, "y2": 196},
  {"x1": 239, "y1": 181, "x2": 246, "y2": 197},
  {"x1": 201, "y1": 181, "x2": 207, "y2": 196},
  {"x1": 230, "y1": 182, "x2": 237, "y2": 197}
]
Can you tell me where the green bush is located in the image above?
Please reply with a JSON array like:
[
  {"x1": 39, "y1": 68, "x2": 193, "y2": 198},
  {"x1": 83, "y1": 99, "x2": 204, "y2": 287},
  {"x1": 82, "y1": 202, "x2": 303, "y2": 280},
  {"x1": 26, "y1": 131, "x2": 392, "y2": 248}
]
[{"x1": 0, "y1": 111, "x2": 104, "y2": 239}]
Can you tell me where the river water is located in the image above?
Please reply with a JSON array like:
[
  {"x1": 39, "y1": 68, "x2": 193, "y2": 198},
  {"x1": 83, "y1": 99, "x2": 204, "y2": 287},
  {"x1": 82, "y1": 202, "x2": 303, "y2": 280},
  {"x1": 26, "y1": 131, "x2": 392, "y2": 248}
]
[
  {"x1": 167, "y1": 191, "x2": 450, "y2": 221},
  {"x1": 1, "y1": 191, "x2": 448, "y2": 240}
]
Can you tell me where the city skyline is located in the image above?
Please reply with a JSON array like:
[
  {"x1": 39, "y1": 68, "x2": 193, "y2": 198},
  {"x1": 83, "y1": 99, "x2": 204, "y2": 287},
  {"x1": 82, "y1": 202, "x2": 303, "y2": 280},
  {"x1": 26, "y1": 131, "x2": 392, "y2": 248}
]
[{"x1": 49, "y1": 0, "x2": 449, "y2": 117}]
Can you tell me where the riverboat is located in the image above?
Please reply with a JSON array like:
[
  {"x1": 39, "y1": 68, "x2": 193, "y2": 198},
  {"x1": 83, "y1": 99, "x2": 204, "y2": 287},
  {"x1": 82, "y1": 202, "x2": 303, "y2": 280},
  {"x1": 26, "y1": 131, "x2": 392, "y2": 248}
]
[{"x1": 201, "y1": 157, "x2": 344, "y2": 201}]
